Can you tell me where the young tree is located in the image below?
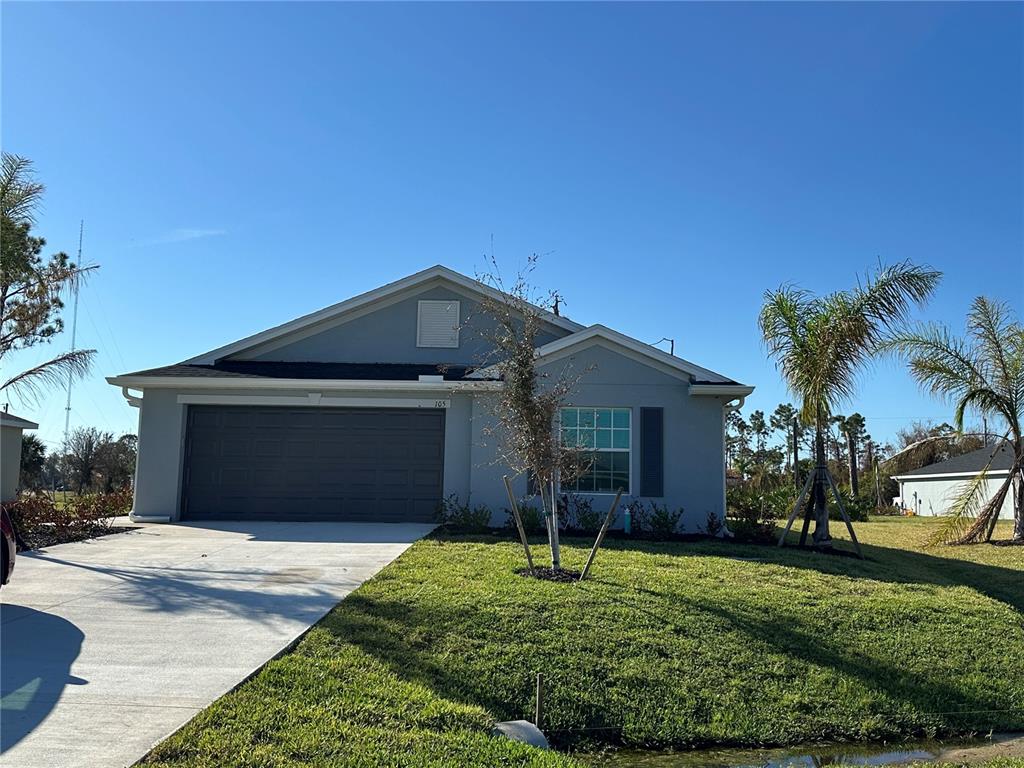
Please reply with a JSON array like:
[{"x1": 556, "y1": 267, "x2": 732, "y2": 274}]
[
  {"x1": 63, "y1": 427, "x2": 108, "y2": 494},
  {"x1": 770, "y1": 402, "x2": 802, "y2": 486},
  {"x1": 1, "y1": 153, "x2": 96, "y2": 402},
  {"x1": 474, "y1": 256, "x2": 588, "y2": 571},
  {"x1": 96, "y1": 433, "x2": 137, "y2": 492},
  {"x1": 886, "y1": 297, "x2": 1024, "y2": 543},
  {"x1": 760, "y1": 261, "x2": 940, "y2": 549}
]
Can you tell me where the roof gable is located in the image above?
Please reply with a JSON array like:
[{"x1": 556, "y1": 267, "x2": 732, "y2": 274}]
[
  {"x1": 185, "y1": 265, "x2": 583, "y2": 365},
  {"x1": 472, "y1": 324, "x2": 752, "y2": 395}
]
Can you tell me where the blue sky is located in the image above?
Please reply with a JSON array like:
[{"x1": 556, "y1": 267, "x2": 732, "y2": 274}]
[{"x1": 3, "y1": 2, "x2": 1022, "y2": 452}]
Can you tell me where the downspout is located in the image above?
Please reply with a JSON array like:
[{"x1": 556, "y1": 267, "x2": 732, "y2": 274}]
[
  {"x1": 121, "y1": 387, "x2": 143, "y2": 408},
  {"x1": 720, "y1": 395, "x2": 746, "y2": 537}
]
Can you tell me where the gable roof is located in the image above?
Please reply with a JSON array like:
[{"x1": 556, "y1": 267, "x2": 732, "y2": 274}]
[
  {"x1": 471, "y1": 323, "x2": 753, "y2": 396},
  {"x1": 894, "y1": 442, "x2": 1015, "y2": 479},
  {"x1": 184, "y1": 265, "x2": 584, "y2": 365},
  {"x1": 0, "y1": 411, "x2": 38, "y2": 430}
]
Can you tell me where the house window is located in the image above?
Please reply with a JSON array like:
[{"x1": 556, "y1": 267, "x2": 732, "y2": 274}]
[
  {"x1": 559, "y1": 407, "x2": 631, "y2": 494},
  {"x1": 417, "y1": 300, "x2": 460, "y2": 348}
]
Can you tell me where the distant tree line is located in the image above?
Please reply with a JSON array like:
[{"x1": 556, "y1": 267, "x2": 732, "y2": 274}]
[{"x1": 20, "y1": 427, "x2": 137, "y2": 495}]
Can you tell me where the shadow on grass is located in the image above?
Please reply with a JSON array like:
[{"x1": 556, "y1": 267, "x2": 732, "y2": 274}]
[
  {"x1": 318, "y1": 530, "x2": 1023, "y2": 746},
  {"x1": 555, "y1": 532, "x2": 1024, "y2": 615}
]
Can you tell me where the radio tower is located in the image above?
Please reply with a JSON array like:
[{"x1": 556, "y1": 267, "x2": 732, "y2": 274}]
[{"x1": 63, "y1": 220, "x2": 84, "y2": 446}]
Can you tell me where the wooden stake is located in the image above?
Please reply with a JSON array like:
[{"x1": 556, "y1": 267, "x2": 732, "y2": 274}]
[
  {"x1": 503, "y1": 475, "x2": 535, "y2": 572},
  {"x1": 824, "y1": 468, "x2": 864, "y2": 559},
  {"x1": 534, "y1": 672, "x2": 544, "y2": 727},
  {"x1": 579, "y1": 488, "x2": 623, "y2": 581},
  {"x1": 778, "y1": 468, "x2": 815, "y2": 547}
]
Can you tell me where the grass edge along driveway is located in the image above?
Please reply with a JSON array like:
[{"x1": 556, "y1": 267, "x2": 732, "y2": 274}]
[{"x1": 142, "y1": 518, "x2": 1023, "y2": 768}]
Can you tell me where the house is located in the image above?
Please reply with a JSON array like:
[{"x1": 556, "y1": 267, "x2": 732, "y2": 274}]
[
  {"x1": 892, "y1": 442, "x2": 1016, "y2": 519},
  {"x1": 107, "y1": 265, "x2": 753, "y2": 529},
  {"x1": 1, "y1": 411, "x2": 39, "y2": 503}
]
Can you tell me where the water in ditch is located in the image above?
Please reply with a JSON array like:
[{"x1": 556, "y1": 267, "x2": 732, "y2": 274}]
[{"x1": 588, "y1": 732, "x2": 1024, "y2": 767}]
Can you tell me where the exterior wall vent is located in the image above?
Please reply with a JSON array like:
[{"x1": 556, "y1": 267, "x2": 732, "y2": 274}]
[
  {"x1": 418, "y1": 374, "x2": 444, "y2": 383},
  {"x1": 416, "y1": 300, "x2": 460, "y2": 348}
]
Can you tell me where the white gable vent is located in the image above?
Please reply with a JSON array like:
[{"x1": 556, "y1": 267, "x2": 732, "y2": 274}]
[{"x1": 417, "y1": 300, "x2": 460, "y2": 348}]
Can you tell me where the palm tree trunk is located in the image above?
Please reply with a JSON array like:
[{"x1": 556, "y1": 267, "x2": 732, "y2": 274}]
[
  {"x1": 1014, "y1": 455, "x2": 1024, "y2": 542},
  {"x1": 813, "y1": 410, "x2": 832, "y2": 547}
]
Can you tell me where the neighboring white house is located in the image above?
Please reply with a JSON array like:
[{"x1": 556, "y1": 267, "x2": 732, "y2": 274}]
[
  {"x1": 892, "y1": 442, "x2": 1016, "y2": 520},
  {"x1": 1, "y1": 411, "x2": 39, "y2": 503}
]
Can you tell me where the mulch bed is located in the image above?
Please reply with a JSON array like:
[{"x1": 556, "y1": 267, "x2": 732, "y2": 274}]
[
  {"x1": 16, "y1": 525, "x2": 137, "y2": 552},
  {"x1": 515, "y1": 566, "x2": 582, "y2": 582}
]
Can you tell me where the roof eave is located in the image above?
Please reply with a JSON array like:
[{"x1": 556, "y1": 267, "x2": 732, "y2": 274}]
[{"x1": 106, "y1": 375, "x2": 504, "y2": 392}]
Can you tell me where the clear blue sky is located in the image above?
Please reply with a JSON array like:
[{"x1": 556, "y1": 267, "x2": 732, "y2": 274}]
[{"x1": 3, "y1": 2, "x2": 1022, "y2": 453}]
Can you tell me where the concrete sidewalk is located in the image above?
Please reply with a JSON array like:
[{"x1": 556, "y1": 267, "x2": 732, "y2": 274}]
[{"x1": 1, "y1": 520, "x2": 433, "y2": 768}]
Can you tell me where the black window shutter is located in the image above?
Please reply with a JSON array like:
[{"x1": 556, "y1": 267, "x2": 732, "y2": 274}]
[{"x1": 640, "y1": 407, "x2": 664, "y2": 497}]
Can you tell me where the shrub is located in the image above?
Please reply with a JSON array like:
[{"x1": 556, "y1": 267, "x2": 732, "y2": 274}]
[
  {"x1": 705, "y1": 510, "x2": 723, "y2": 537},
  {"x1": 503, "y1": 501, "x2": 547, "y2": 534},
  {"x1": 560, "y1": 493, "x2": 605, "y2": 532},
  {"x1": 645, "y1": 501, "x2": 685, "y2": 538},
  {"x1": 5, "y1": 488, "x2": 133, "y2": 550},
  {"x1": 435, "y1": 494, "x2": 492, "y2": 531},
  {"x1": 725, "y1": 486, "x2": 777, "y2": 543},
  {"x1": 827, "y1": 487, "x2": 871, "y2": 522},
  {"x1": 621, "y1": 496, "x2": 647, "y2": 532}
]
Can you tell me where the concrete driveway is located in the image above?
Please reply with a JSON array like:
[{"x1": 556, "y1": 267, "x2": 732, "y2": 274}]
[{"x1": 1, "y1": 520, "x2": 433, "y2": 768}]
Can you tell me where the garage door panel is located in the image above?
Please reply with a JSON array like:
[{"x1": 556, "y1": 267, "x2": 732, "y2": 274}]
[{"x1": 183, "y1": 406, "x2": 445, "y2": 521}]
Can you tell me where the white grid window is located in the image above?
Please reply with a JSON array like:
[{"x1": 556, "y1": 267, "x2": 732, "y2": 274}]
[{"x1": 559, "y1": 407, "x2": 631, "y2": 494}]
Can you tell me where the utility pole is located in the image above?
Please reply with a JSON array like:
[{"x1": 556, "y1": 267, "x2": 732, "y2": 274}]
[{"x1": 63, "y1": 220, "x2": 83, "y2": 446}]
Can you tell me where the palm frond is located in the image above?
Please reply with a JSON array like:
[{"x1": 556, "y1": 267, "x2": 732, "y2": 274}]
[
  {"x1": 927, "y1": 457, "x2": 993, "y2": 546},
  {"x1": 1, "y1": 152, "x2": 45, "y2": 224},
  {"x1": 1, "y1": 349, "x2": 96, "y2": 404}
]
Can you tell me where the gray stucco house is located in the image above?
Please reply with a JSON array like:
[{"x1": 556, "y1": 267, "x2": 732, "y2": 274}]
[
  {"x1": 108, "y1": 266, "x2": 753, "y2": 530},
  {"x1": 893, "y1": 442, "x2": 1016, "y2": 520}
]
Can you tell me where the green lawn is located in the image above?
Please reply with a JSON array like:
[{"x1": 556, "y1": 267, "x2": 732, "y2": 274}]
[{"x1": 143, "y1": 518, "x2": 1022, "y2": 768}]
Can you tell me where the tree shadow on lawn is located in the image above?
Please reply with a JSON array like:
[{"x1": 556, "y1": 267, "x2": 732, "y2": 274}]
[
  {"x1": 568, "y1": 534, "x2": 1024, "y2": 615},
  {"x1": 320, "y1": 546, "x2": 1022, "y2": 746}
]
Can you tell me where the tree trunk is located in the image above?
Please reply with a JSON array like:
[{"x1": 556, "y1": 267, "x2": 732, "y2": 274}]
[
  {"x1": 813, "y1": 411, "x2": 832, "y2": 547},
  {"x1": 1014, "y1": 462, "x2": 1024, "y2": 542},
  {"x1": 847, "y1": 430, "x2": 859, "y2": 497},
  {"x1": 792, "y1": 417, "x2": 800, "y2": 489},
  {"x1": 543, "y1": 480, "x2": 562, "y2": 570}
]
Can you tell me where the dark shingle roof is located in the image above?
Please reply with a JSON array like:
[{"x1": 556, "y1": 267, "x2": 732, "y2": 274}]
[
  {"x1": 121, "y1": 361, "x2": 493, "y2": 381},
  {"x1": 898, "y1": 442, "x2": 1015, "y2": 477}
]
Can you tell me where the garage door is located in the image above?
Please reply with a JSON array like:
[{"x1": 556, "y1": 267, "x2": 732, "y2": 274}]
[{"x1": 181, "y1": 405, "x2": 445, "y2": 521}]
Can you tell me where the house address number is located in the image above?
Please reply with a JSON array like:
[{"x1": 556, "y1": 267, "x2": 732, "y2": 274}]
[{"x1": 433, "y1": 399, "x2": 450, "y2": 409}]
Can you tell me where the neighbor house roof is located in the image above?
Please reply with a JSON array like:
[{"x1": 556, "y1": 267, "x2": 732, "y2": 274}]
[
  {"x1": 893, "y1": 442, "x2": 1015, "y2": 480},
  {"x1": 0, "y1": 412, "x2": 38, "y2": 430},
  {"x1": 116, "y1": 361, "x2": 494, "y2": 382},
  {"x1": 183, "y1": 264, "x2": 585, "y2": 365}
]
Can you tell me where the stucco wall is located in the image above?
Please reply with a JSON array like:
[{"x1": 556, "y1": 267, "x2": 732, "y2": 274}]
[
  {"x1": 1, "y1": 426, "x2": 25, "y2": 502},
  {"x1": 535, "y1": 343, "x2": 727, "y2": 532},
  {"x1": 234, "y1": 285, "x2": 566, "y2": 366},
  {"x1": 898, "y1": 475, "x2": 1015, "y2": 520}
]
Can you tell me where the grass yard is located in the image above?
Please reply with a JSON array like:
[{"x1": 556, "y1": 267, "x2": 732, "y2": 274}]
[{"x1": 143, "y1": 518, "x2": 1022, "y2": 768}]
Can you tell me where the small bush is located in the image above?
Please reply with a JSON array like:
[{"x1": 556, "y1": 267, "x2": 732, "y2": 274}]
[
  {"x1": 435, "y1": 494, "x2": 492, "y2": 531},
  {"x1": 705, "y1": 510, "x2": 723, "y2": 537},
  {"x1": 621, "y1": 496, "x2": 647, "y2": 532},
  {"x1": 646, "y1": 501, "x2": 685, "y2": 538},
  {"x1": 827, "y1": 487, "x2": 871, "y2": 522},
  {"x1": 725, "y1": 486, "x2": 777, "y2": 543},
  {"x1": 560, "y1": 493, "x2": 605, "y2": 532},
  {"x1": 504, "y1": 502, "x2": 547, "y2": 534},
  {"x1": 5, "y1": 488, "x2": 133, "y2": 550}
]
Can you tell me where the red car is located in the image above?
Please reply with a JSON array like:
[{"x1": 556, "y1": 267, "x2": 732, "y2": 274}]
[{"x1": 1, "y1": 506, "x2": 16, "y2": 587}]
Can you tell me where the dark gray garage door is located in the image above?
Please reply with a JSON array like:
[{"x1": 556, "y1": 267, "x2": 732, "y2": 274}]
[{"x1": 182, "y1": 405, "x2": 445, "y2": 521}]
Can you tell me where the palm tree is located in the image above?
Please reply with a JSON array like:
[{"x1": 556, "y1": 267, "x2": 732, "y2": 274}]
[
  {"x1": 886, "y1": 297, "x2": 1023, "y2": 544},
  {"x1": 1, "y1": 152, "x2": 95, "y2": 403},
  {"x1": 760, "y1": 261, "x2": 941, "y2": 549}
]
